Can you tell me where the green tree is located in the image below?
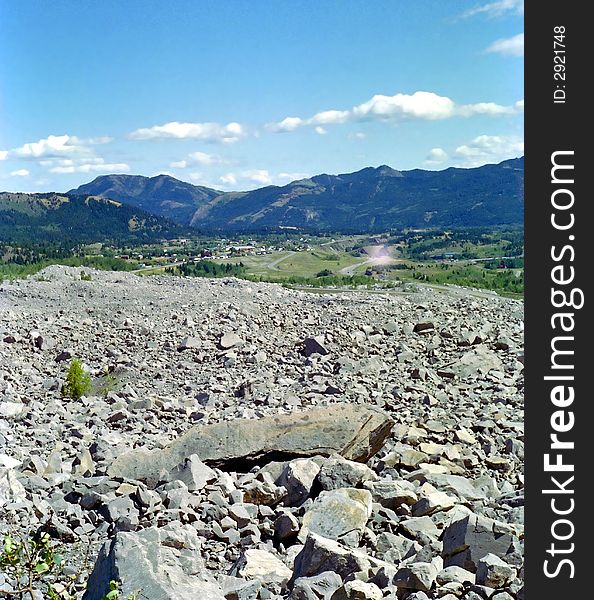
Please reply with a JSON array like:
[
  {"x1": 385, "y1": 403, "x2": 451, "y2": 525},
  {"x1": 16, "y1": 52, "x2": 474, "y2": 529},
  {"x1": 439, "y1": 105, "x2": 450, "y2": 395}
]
[{"x1": 63, "y1": 359, "x2": 92, "y2": 400}]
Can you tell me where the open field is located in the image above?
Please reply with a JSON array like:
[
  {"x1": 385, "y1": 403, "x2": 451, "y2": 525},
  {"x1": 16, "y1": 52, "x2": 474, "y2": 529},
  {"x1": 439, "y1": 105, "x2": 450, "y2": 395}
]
[
  {"x1": 228, "y1": 249, "x2": 365, "y2": 280},
  {"x1": 1, "y1": 228, "x2": 523, "y2": 296}
]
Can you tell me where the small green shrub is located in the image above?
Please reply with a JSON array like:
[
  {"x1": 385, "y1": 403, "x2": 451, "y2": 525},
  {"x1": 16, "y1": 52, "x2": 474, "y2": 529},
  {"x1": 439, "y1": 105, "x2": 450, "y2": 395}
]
[
  {"x1": 0, "y1": 531, "x2": 73, "y2": 599},
  {"x1": 100, "y1": 580, "x2": 139, "y2": 600},
  {"x1": 80, "y1": 271, "x2": 92, "y2": 281},
  {"x1": 63, "y1": 359, "x2": 92, "y2": 400}
]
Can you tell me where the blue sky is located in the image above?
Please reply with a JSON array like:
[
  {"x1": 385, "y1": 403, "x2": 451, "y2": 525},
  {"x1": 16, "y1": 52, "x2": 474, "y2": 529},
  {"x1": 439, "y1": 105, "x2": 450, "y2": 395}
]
[{"x1": 0, "y1": 0, "x2": 523, "y2": 192}]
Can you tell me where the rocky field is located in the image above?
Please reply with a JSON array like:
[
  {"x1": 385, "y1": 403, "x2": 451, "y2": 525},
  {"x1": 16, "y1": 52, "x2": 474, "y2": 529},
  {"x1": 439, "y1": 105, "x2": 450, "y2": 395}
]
[{"x1": 0, "y1": 266, "x2": 524, "y2": 600}]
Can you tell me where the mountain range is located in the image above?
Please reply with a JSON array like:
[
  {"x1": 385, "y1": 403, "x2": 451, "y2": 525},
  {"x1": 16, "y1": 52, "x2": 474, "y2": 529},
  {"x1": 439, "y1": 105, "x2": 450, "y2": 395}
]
[
  {"x1": 69, "y1": 157, "x2": 524, "y2": 232},
  {"x1": 0, "y1": 158, "x2": 523, "y2": 244}
]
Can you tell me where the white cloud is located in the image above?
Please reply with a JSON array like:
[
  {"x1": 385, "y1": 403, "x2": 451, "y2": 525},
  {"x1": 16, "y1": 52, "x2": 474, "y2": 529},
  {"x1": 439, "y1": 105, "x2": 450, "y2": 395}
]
[
  {"x1": 310, "y1": 109, "x2": 350, "y2": 125},
  {"x1": 129, "y1": 121, "x2": 245, "y2": 143},
  {"x1": 219, "y1": 173, "x2": 237, "y2": 186},
  {"x1": 349, "y1": 132, "x2": 366, "y2": 140},
  {"x1": 218, "y1": 169, "x2": 309, "y2": 190},
  {"x1": 170, "y1": 160, "x2": 188, "y2": 169},
  {"x1": 486, "y1": 33, "x2": 524, "y2": 57},
  {"x1": 424, "y1": 148, "x2": 449, "y2": 166},
  {"x1": 242, "y1": 169, "x2": 273, "y2": 185},
  {"x1": 460, "y1": 0, "x2": 523, "y2": 19},
  {"x1": 49, "y1": 158, "x2": 130, "y2": 174},
  {"x1": 454, "y1": 134, "x2": 524, "y2": 167},
  {"x1": 277, "y1": 172, "x2": 310, "y2": 182},
  {"x1": 12, "y1": 134, "x2": 92, "y2": 159},
  {"x1": 5, "y1": 134, "x2": 115, "y2": 172},
  {"x1": 185, "y1": 172, "x2": 222, "y2": 189},
  {"x1": 188, "y1": 151, "x2": 223, "y2": 165},
  {"x1": 270, "y1": 90, "x2": 518, "y2": 133},
  {"x1": 270, "y1": 117, "x2": 305, "y2": 133},
  {"x1": 353, "y1": 91, "x2": 456, "y2": 121},
  {"x1": 314, "y1": 126, "x2": 327, "y2": 135},
  {"x1": 457, "y1": 102, "x2": 516, "y2": 117},
  {"x1": 515, "y1": 99, "x2": 524, "y2": 110},
  {"x1": 70, "y1": 135, "x2": 113, "y2": 145},
  {"x1": 188, "y1": 172, "x2": 205, "y2": 182},
  {"x1": 0, "y1": 150, "x2": 7, "y2": 160},
  {"x1": 10, "y1": 169, "x2": 30, "y2": 177},
  {"x1": 171, "y1": 151, "x2": 226, "y2": 169}
]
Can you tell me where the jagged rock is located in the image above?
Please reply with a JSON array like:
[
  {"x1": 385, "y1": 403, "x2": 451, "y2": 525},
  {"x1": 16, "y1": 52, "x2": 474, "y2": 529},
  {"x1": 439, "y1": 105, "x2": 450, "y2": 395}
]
[
  {"x1": 279, "y1": 458, "x2": 321, "y2": 506},
  {"x1": 275, "y1": 512, "x2": 300, "y2": 541},
  {"x1": 177, "y1": 336, "x2": 201, "y2": 351},
  {"x1": 231, "y1": 548, "x2": 292, "y2": 587},
  {"x1": 316, "y1": 455, "x2": 377, "y2": 491},
  {"x1": 220, "y1": 332, "x2": 242, "y2": 349},
  {"x1": 424, "y1": 474, "x2": 500, "y2": 501},
  {"x1": 299, "y1": 488, "x2": 372, "y2": 544},
  {"x1": 75, "y1": 448, "x2": 95, "y2": 476},
  {"x1": 412, "y1": 486, "x2": 457, "y2": 516},
  {"x1": 219, "y1": 575, "x2": 261, "y2": 600},
  {"x1": 55, "y1": 349, "x2": 73, "y2": 362},
  {"x1": 454, "y1": 429, "x2": 477, "y2": 445},
  {"x1": 399, "y1": 516, "x2": 440, "y2": 541},
  {"x1": 445, "y1": 345, "x2": 504, "y2": 378},
  {"x1": 0, "y1": 402, "x2": 24, "y2": 418},
  {"x1": 228, "y1": 503, "x2": 259, "y2": 528},
  {"x1": 291, "y1": 534, "x2": 372, "y2": 583},
  {"x1": 442, "y1": 514, "x2": 517, "y2": 572},
  {"x1": 375, "y1": 532, "x2": 420, "y2": 562},
  {"x1": 288, "y1": 571, "x2": 343, "y2": 600},
  {"x1": 330, "y1": 580, "x2": 383, "y2": 600},
  {"x1": 100, "y1": 495, "x2": 139, "y2": 531},
  {"x1": 83, "y1": 524, "x2": 226, "y2": 600},
  {"x1": 168, "y1": 454, "x2": 217, "y2": 491},
  {"x1": 476, "y1": 553, "x2": 516, "y2": 588},
  {"x1": 394, "y1": 560, "x2": 440, "y2": 592},
  {"x1": 0, "y1": 466, "x2": 27, "y2": 507},
  {"x1": 437, "y1": 566, "x2": 476, "y2": 585},
  {"x1": 364, "y1": 480, "x2": 418, "y2": 509},
  {"x1": 406, "y1": 594, "x2": 430, "y2": 600},
  {"x1": 108, "y1": 405, "x2": 394, "y2": 484},
  {"x1": 303, "y1": 336, "x2": 329, "y2": 356}
]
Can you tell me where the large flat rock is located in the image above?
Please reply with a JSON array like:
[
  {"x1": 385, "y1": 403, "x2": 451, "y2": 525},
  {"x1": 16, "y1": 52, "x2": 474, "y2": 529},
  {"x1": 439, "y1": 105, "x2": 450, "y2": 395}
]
[{"x1": 108, "y1": 405, "x2": 393, "y2": 485}]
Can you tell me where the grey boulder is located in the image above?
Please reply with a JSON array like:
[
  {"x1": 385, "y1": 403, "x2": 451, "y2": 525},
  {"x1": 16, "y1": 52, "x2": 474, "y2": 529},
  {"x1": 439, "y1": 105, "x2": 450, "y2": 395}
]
[
  {"x1": 108, "y1": 405, "x2": 394, "y2": 485},
  {"x1": 83, "y1": 523, "x2": 226, "y2": 600}
]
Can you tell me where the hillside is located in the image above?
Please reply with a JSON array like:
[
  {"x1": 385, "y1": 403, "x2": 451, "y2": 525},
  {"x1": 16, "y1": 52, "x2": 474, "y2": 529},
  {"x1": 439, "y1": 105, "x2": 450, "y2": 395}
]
[
  {"x1": 190, "y1": 158, "x2": 524, "y2": 232},
  {"x1": 0, "y1": 192, "x2": 188, "y2": 243},
  {"x1": 69, "y1": 174, "x2": 221, "y2": 225}
]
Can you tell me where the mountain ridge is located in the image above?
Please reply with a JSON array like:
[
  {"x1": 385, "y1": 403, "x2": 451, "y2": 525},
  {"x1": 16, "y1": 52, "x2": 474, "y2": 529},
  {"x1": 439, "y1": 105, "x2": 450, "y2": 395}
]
[
  {"x1": 67, "y1": 157, "x2": 524, "y2": 233},
  {"x1": 68, "y1": 174, "x2": 221, "y2": 225}
]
